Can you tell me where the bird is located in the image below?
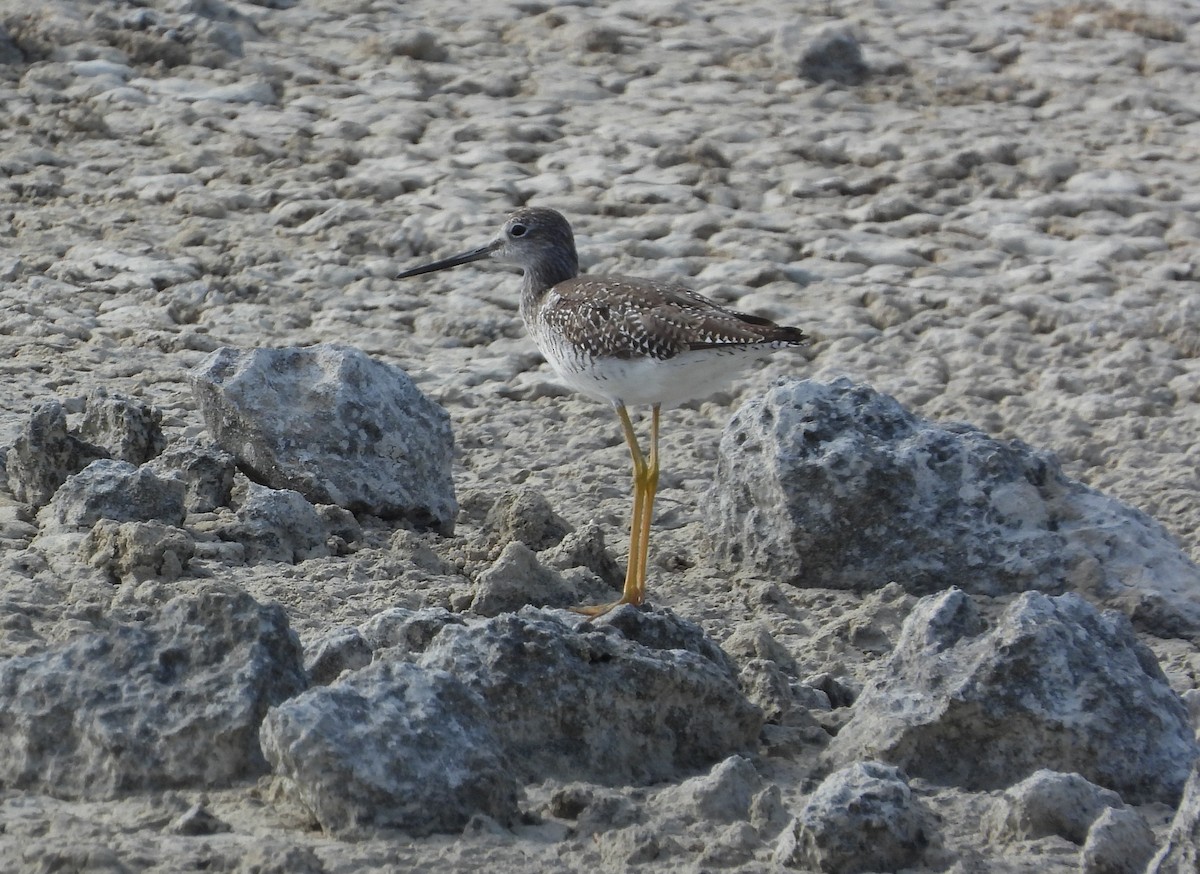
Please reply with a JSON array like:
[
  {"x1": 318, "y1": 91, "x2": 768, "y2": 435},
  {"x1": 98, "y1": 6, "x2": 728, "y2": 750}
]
[{"x1": 395, "y1": 207, "x2": 807, "y2": 616}]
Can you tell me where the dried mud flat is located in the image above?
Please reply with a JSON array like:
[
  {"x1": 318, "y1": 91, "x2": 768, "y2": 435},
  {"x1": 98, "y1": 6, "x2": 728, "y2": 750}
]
[{"x1": 2, "y1": 0, "x2": 1200, "y2": 872}]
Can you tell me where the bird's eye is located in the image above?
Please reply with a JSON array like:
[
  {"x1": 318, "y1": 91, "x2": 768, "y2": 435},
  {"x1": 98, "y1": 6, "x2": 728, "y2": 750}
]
[{"x1": 510, "y1": 223, "x2": 527, "y2": 238}]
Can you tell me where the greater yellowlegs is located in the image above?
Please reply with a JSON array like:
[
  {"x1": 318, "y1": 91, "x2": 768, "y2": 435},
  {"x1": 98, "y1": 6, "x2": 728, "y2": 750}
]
[{"x1": 395, "y1": 207, "x2": 807, "y2": 615}]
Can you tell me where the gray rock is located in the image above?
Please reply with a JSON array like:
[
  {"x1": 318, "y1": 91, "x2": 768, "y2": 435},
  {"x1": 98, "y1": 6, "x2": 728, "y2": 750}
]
[
  {"x1": 827, "y1": 589, "x2": 1198, "y2": 804},
  {"x1": 470, "y1": 541, "x2": 602, "y2": 616},
  {"x1": 804, "y1": 672, "x2": 857, "y2": 709},
  {"x1": 315, "y1": 503, "x2": 361, "y2": 552},
  {"x1": 708, "y1": 379, "x2": 1200, "y2": 631},
  {"x1": 774, "y1": 761, "x2": 928, "y2": 873},
  {"x1": 1147, "y1": 764, "x2": 1200, "y2": 874},
  {"x1": 483, "y1": 485, "x2": 570, "y2": 553},
  {"x1": 82, "y1": 519, "x2": 195, "y2": 583},
  {"x1": 259, "y1": 659, "x2": 519, "y2": 837},
  {"x1": 228, "y1": 482, "x2": 330, "y2": 564},
  {"x1": 147, "y1": 438, "x2": 237, "y2": 513},
  {"x1": 191, "y1": 345, "x2": 456, "y2": 532},
  {"x1": 656, "y1": 755, "x2": 764, "y2": 824},
  {"x1": 0, "y1": 22, "x2": 22, "y2": 66},
  {"x1": 418, "y1": 609, "x2": 762, "y2": 785},
  {"x1": 696, "y1": 821, "x2": 762, "y2": 867},
  {"x1": 750, "y1": 783, "x2": 791, "y2": 835},
  {"x1": 798, "y1": 25, "x2": 869, "y2": 85},
  {"x1": 540, "y1": 518, "x2": 624, "y2": 589},
  {"x1": 78, "y1": 390, "x2": 165, "y2": 465},
  {"x1": 40, "y1": 459, "x2": 186, "y2": 533},
  {"x1": 740, "y1": 658, "x2": 797, "y2": 725},
  {"x1": 357, "y1": 606, "x2": 464, "y2": 654},
  {"x1": 5, "y1": 400, "x2": 107, "y2": 508},
  {"x1": 722, "y1": 621, "x2": 800, "y2": 675},
  {"x1": 545, "y1": 783, "x2": 639, "y2": 834},
  {"x1": 304, "y1": 626, "x2": 372, "y2": 686},
  {"x1": 599, "y1": 822, "x2": 685, "y2": 867},
  {"x1": 1081, "y1": 806, "x2": 1156, "y2": 874},
  {"x1": 983, "y1": 770, "x2": 1125, "y2": 845},
  {"x1": 590, "y1": 603, "x2": 740, "y2": 676},
  {"x1": 0, "y1": 585, "x2": 306, "y2": 798},
  {"x1": 388, "y1": 529, "x2": 458, "y2": 576}
]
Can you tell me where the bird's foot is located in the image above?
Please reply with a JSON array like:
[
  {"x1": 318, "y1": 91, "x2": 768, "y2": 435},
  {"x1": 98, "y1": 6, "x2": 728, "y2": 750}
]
[{"x1": 568, "y1": 594, "x2": 644, "y2": 618}]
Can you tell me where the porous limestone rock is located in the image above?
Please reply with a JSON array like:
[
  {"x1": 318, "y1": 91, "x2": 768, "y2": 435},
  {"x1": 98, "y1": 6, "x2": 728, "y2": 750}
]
[
  {"x1": 303, "y1": 626, "x2": 372, "y2": 686},
  {"x1": 826, "y1": 589, "x2": 1198, "y2": 804},
  {"x1": 0, "y1": 585, "x2": 306, "y2": 798},
  {"x1": 259, "y1": 660, "x2": 519, "y2": 837},
  {"x1": 39, "y1": 459, "x2": 185, "y2": 534},
  {"x1": 1081, "y1": 806, "x2": 1157, "y2": 874},
  {"x1": 418, "y1": 608, "x2": 762, "y2": 786},
  {"x1": 5, "y1": 400, "x2": 106, "y2": 508},
  {"x1": 78, "y1": 390, "x2": 165, "y2": 465},
  {"x1": 82, "y1": 518, "x2": 195, "y2": 583},
  {"x1": 357, "y1": 606, "x2": 464, "y2": 654},
  {"x1": 226, "y1": 481, "x2": 330, "y2": 564},
  {"x1": 983, "y1": 770, "x2": 1125, "y2": 845},
  {"x1": 1147, "y1": 764, "x2": 1200, "y2": 874},
  {"x1": 775, "y1": 761, "x2": 928, "y2": 873},
  {"x1": 191, "y1": 344, "x2": 456, "y2": 532},
  {"x1": 146, "y1": 437, "x2": 237, "y2": 513},
  {"x1": 469, "y1": 540, "x2": 600, "y2": 616},
  {"x1": 483, "y1": 485, "x2": 571, "y2": 554},
  {"x1": 654, "y1": 755, "x2": 764, "y2": 824},
  {"x1": 708, "y1": 378, "x2": 1200, "y2": 632}
]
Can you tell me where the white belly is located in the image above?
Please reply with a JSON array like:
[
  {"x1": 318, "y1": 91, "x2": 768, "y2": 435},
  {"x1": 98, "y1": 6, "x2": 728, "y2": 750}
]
[{"x1": 545, "y1": 346, "x2": 780, "y2": 408}]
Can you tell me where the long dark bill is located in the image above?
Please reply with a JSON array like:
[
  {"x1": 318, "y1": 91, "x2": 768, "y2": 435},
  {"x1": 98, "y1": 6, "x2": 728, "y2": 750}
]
[{"x1": 394, "y1": 240, "x2": 501, "y2": 279}]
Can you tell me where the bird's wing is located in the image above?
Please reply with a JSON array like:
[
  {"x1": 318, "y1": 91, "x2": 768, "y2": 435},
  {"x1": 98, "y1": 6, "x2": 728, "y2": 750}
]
[{"x1": 540, "y1": 276, "x2": 806, "y2": 360}]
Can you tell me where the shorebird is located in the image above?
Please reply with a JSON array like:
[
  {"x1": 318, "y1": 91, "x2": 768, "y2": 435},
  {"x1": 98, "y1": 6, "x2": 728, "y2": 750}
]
[{"x1": 395, "y1": 207, "x2": 806, "y2": 616}]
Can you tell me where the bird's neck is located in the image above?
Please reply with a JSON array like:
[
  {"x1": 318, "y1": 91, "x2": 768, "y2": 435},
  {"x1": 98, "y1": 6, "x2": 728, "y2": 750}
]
[
  {"x1": 520, "y1": 256, "x2": 577, "y2": 323},
  {"x1": 523, "y1": 249, "x2": 579, "y2": 299}
]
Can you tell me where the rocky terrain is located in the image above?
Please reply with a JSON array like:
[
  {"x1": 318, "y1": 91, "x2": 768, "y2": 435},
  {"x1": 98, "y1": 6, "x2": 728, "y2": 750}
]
[{"x1": 1, "y1": 0, "x2": 1199, "y2": 871}]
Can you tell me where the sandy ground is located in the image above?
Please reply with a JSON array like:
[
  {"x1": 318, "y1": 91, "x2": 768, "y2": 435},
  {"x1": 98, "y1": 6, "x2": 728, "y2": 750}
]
[{"x1": 1, "y1": 0, "x2": 1199, "y2": 870}]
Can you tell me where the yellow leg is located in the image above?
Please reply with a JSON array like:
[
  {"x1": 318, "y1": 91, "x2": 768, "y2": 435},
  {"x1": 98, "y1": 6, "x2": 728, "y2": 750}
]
[
  {"x1": 632, "y1": 405, "x2": 660, "y2": 605},
  {"x1": 572, "y1": 403, "x2": 658, "y2": 617},
  {"x1": 617, "y1": 404, "x2": 648, "y2": 605}
]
